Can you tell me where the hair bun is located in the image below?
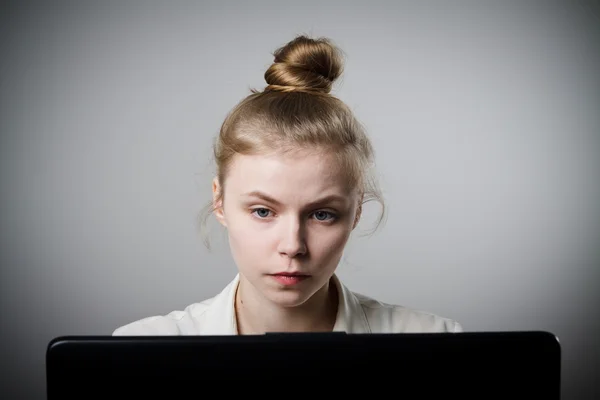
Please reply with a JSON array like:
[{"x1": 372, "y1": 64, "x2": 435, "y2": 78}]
[{"x1": 264, "y1": 35, "x2": 344, "y2": 94}]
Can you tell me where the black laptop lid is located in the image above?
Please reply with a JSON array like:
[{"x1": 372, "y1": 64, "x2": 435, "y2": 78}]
[{"x1": 46, "y1": 331, "x2": 560, "y2": 399}]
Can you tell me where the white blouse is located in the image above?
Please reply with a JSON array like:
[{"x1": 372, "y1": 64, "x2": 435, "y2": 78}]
[{"x1": 113, "y1": 274, "x2": 463, "y2": 335}]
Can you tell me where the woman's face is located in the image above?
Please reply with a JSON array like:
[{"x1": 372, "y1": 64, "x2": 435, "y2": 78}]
[{"x1": 214, "y1": 149, "x2": 361, "y2": 307}]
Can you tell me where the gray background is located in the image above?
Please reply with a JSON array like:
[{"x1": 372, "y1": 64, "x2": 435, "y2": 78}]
[{"x1": 1, "y1": 0, "x2": 599, "y2": 398}]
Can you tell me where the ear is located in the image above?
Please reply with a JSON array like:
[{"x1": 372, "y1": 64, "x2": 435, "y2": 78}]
[
  {"x1": 352, "y1": 196, "x2": 363, "y2": 230},
  {"x1": 212, "y1": 177, "x2": 227, "y2": 227}
]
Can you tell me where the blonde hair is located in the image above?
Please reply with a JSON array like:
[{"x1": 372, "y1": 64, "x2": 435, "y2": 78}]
[{"x1": 199, "y1": 35, "x2": 386, "y2": 248}]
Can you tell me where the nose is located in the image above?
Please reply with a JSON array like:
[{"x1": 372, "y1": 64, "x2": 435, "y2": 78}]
[{"x1": 277, "y1": 215, "x2": 307, "y2": 258}]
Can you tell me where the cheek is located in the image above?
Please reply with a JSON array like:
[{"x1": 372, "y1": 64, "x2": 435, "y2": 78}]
[
  {"x1": 307, "y1": 225, "x2": 352, "y2": 260},
  {"x1": 226, "y1": 211, "x2": 274, "y2": 262}
]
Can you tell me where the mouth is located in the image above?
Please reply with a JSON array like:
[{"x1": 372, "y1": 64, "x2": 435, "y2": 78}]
[
  {"x1": 270, "y1": 272, "x2": 311, "y2": 286},
  {"x1": 272, "y1": 272, "x2": 311, "y2": 277}
]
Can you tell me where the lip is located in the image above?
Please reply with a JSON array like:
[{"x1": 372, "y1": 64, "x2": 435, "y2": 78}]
[
  {"x1": 271, "y1": 272, "x2": 311, "y2": 277},
  {"x1": 270, "y1": 273, "x2": 310, "y2": 286}
]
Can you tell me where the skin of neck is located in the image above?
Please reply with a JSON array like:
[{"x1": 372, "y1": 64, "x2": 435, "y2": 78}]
[{"x1": 234, "y1": 277, "x2": 339, "y2": 335}]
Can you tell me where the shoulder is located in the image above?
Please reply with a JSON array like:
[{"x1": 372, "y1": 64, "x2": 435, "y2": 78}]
[
  {"x1": 112, "y1": 298, "x2": 214, "y2": 336},
  {"x1": 112, "y1": 275, "x2": 241, "y2": 336},
  {"x1": 354, "y1": 292, "x2": 463, "y2": 333}
]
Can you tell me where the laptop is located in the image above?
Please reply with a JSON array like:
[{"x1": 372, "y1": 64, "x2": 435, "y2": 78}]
[{"x1": 46, "y1": 330, "x2": 561, "y2": 399}]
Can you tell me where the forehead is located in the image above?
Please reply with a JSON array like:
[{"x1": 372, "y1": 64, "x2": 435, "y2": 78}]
[{"x1": 225, "y1": 150, "x2": 355, "y2": 201}]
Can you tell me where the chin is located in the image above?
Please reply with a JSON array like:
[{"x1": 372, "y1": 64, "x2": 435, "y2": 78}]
[{"x1": 265, "y1": 288, "x2": 314, "y2": 308}]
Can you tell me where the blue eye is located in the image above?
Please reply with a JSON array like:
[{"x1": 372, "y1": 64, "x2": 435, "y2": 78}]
[
  {"x1": 252, "y1": 208, "x2": 272, "y2": 218},
  {"x1": 313, "y1": 211, "x2": 335, "y2": 221}
]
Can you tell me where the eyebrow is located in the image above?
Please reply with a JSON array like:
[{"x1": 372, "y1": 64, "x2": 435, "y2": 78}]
[{"x1": 241, "y1": 191, "x2": 349, "y2": 209}]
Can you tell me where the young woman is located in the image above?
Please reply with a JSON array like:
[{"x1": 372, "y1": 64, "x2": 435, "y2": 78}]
[{"x1": 114, "y1": 35, "x2": 462, "y2": 336}]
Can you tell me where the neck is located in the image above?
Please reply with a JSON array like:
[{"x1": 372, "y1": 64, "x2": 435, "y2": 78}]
[{"x1": 234, "y1": 277, "x2": 338, "y2": 335}]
